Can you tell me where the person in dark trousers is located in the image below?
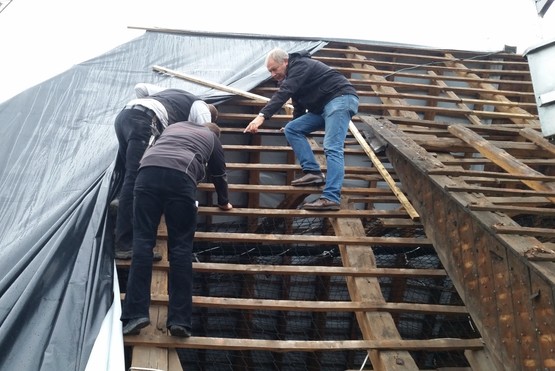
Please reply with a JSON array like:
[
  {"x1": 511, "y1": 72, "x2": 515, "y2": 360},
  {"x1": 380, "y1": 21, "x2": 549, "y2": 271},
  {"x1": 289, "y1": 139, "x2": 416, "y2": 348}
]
[
  {"x1": 244, "y1": 48, "x2": 359, "y2": 211},
  {"x1": 113, "y1": 87, "x2": 218, "y2": 260},
  {"x1": 121, "y1": 121, "x2": 232, "y2": 337}
]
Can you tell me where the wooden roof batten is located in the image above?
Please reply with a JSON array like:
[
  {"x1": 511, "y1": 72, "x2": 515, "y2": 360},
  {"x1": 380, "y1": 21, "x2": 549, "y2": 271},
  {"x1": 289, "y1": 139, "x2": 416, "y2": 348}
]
[{"x1": 116, "y1": 39, "x2": 551, "y2": 371}]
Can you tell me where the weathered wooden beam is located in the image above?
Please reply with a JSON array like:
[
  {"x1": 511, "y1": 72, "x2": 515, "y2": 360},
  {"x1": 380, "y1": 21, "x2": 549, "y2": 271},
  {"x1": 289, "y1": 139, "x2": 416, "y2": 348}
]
[
  {"x1": 128, "y1": 240, "x2": 181, "y2": 371},
  {"x1": 447, "y1": 124, "x2": 555, "y2": 200},
  {"x1": 350, "y1": 118, "x2": 419, "y2": 220},
  {"x1": 175, "y1": 231, "x2": 431, "y2": 246},
  {"x1": 195, "y1": 206, "x2": 406, "y2": 218},
  {"x1": 125, "y1": 335, "x2": 484, "y2": 352},
  {"x1": 135, "y1": 295, "x2": 469, "y2": 315},
  {"x1": 197, "y1": 183, "x2": 397, "y2": 196},
  {"x1": 429, "y1": 168, "x2": 555, "y2": 181},
  {"x1": 117, "y1": 261, "x2": 447, "y2": 278},
  {"x1": 468, "y1": 203, "x2": 555, "y2": 216}
]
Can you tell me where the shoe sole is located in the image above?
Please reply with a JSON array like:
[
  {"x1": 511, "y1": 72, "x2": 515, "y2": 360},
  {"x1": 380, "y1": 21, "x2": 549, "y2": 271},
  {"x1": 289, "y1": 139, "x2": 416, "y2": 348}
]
[
  {"x1": 123, "y1": 318, "x2": 150, "y2": 335},
  {"x1": 115, "y1": 252, "x2": 133, "y2": 260},
  {"x1": 169, "y1": 327, "x2": 191, "y2": 338},
  {"x1": 303, "y1": 205, "x2": 340, "y2": 211},
  {"x1": 115, "y1": 253, "x2": 163, "y2": 261},
  {"x1": 291, "y1": 181, "x2": 325, "y2": 187}
]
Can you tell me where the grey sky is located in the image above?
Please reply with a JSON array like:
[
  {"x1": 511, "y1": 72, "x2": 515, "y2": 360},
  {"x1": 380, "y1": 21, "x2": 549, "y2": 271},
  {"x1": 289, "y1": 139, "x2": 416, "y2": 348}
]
[{"x1": 0, "y1": 0, "x2": 553, "y2": 103}]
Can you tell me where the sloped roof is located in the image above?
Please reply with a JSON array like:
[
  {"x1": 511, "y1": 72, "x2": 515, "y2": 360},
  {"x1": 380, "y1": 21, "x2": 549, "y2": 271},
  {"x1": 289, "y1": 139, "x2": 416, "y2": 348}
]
[
  {"x1": 0, "y1": 30, "x2": 322, "y2": 370},
  {"x1": 1, "y1": 28, "x2": 553, "y2": 371}
]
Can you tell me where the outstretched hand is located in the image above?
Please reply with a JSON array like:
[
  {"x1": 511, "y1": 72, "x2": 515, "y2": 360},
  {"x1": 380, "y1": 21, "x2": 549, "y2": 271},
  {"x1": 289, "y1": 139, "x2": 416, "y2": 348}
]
[{"x1": 243, "y1": 115, "x2": 264, "y2": 133}]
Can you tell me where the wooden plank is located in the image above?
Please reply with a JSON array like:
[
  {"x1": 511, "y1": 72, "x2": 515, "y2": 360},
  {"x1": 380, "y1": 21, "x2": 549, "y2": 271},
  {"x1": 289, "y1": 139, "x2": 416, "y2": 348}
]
[
  {"x1": 138, "y1": 295, "x2": 469, "y2": 315},
  {"x1": 529, "y1": 267, "x2": 555, "y2": 369},
  {"x1": 332, "y1": 212, "x2": 419, "y2": 369},
  {"x1": 493, "y1": 225, "x2": 555, "y2": 238},
  {"x1": 519, "y1": 127, "x2": 555, "y2": 155},
  {"x1": 222, "y1": 157, "x2": 388, "y2": 173},
  {"x1": 429, "y1": 168, "x2": 555, "y2": 182},
  {"x1": 383, "y1": 116, "x2": 537, "y2": 132},
  {"x1": 195, "y1": 206, "x2": 404, "y2": 218},
  {"x1": 490, "y1": 241, "x2": 522, "y2": 367},
  {"x1": 117, "y1": 261, "x2": 447, "y2": 278},
  {"x1": 153, "y1": 65, "x2": 280, "y2": 106},
  {"x1": 464, "y1": 349, "x2": 502, "y2": 371},
  {"x1": 197, "y1": 183, "x2": 399, "y2": 196},
  {"x1": 442, "y1": 158, "x2": 555, "y2": 166},
  {"x1": 460, "y1": 206, "x2": 503, "y2": 367},
  {"x1": 128, "y1": 239, "x2": 173, "y2": 370},
  {"x1": 468, "y1": 204, "x2": 555, "y2": 216},
  {"x1": 189, "y1": 262, "x2": 445, "y2": 277},
  {"x1": 226, "y1": 162, "x2": 384, "y2": 175},
  {"x1": 507, "y1": 249, "x2": 543, "y2": 369},
  {"x1": 447, "y1": 124, "x2": 555, "y2": 199},
  {"x1": 373, "y1": 217, "x2": 422, "y2": 228},
  {"x1": 188, "y1": 231, "x2": 431, "y2": 246},
  {"x1": 168, "y1": 349, "x2": 183, "y2": 371},
  {"x1": 349, "y1": 119, "x2": 420, "y2": 220},
  {"x1": 125, "y1": 335, "x2": 485, "y2": 352},
  {"x1": 358, "y1": 102, "x2": 536, "y2": 120},
  {"x1": 223, "y1": 144, "x2": 367, "y2": 154},
  {"x1": 487, "y1": 196, "x2": 551, "y2": 205},
  {"x1": 152, "y1": 64, "x2": 295, "y2": 116},
  {"x1": 444, "y1": 184, "x2": 555, "y2": 197}
]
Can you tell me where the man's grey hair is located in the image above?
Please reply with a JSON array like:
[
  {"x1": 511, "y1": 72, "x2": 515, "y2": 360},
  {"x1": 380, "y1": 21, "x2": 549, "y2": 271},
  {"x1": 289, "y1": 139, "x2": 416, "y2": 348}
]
[{"x1": 265, "y1": 48, "x2": 289, "y2": 65}]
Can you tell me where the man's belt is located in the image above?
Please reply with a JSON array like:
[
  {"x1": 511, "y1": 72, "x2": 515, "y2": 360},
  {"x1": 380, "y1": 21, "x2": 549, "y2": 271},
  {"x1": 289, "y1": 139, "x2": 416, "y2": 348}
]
[{"x1": 125, "y1": 104, "x2": 157, "y2": 121}]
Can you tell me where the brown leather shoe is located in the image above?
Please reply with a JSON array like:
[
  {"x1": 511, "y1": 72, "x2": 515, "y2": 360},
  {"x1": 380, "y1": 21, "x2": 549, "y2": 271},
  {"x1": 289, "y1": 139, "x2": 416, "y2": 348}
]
[
  {"x1": 303, "y1": 198, "x2": 340, "y2": 211},
  {"x1": 291, "y1": 172, "x2": 325, "y2": 186}
]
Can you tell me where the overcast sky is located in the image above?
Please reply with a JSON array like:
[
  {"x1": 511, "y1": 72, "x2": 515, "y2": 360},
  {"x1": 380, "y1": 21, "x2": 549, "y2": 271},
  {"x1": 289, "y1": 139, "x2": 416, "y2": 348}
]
[{"x1": 1, "y1": 0, "x2": 554, "y2": 103}]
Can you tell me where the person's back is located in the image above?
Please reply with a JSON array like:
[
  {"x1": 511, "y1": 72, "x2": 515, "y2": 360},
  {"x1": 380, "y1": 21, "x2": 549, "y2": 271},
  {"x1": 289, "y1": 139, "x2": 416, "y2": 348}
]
[
  {"x1": 140, "y1": 122, "x2": 222, "y2": 185},
  {"x1": 284, "y1": 51, "x2": 357, "y2": 115},
  {"x1": 148, "y1": 89, "x2": 200, "y2": 125}
]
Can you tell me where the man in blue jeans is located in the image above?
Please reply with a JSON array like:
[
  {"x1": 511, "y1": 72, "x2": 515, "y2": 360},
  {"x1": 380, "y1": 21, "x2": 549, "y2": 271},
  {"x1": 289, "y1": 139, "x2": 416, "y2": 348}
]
[
  {"x1": 121, "y1": 121, "x2": 232, "y2": 337},
  {"x1": 244, "y1": 48, "x2": 359, "y2": 210}
]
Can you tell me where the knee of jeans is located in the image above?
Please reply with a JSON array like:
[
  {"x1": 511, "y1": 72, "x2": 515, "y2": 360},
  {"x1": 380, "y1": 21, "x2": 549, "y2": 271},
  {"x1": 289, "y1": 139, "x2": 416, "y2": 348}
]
[
  {"x1": 283, "y1": 124, "x2": 293, "y2": 138},
  {"x1": 323, "y1": 145, "x2": 344, "y2": 156}
]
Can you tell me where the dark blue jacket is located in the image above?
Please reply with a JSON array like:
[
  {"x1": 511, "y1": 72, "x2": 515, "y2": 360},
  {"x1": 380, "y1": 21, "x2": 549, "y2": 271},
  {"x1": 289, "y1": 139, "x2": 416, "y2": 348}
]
[{"x1": 260, "y1": 50, "x2": 358, "y2": 118}]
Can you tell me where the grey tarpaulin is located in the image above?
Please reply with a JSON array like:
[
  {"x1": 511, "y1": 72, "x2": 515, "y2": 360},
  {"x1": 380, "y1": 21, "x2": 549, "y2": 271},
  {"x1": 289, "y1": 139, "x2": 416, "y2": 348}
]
[{"x1": 0, "y1": 30, "x2": 326, "y2": 370}]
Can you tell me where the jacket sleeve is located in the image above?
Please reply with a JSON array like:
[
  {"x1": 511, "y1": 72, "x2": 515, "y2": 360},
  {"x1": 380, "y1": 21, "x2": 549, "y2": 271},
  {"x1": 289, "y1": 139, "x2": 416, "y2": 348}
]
[{"x1": 207, "y1": 137, "x2": 230, "y2": 206}]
